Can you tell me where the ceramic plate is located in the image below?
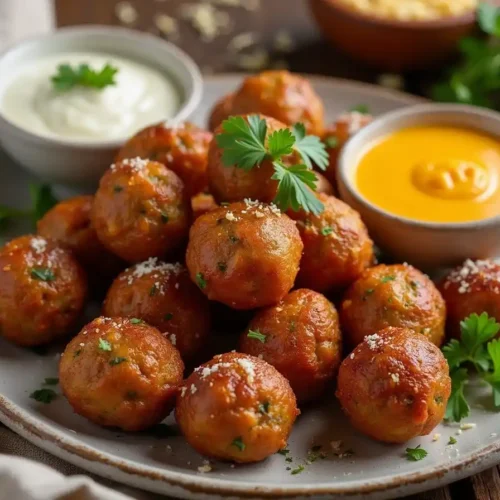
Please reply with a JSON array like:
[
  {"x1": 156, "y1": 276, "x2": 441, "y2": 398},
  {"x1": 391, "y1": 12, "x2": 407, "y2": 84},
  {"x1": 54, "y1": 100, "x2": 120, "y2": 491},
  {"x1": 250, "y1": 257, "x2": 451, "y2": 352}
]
[{"x1": 1, "y1": 75, "x2": 499, "y2": 500}]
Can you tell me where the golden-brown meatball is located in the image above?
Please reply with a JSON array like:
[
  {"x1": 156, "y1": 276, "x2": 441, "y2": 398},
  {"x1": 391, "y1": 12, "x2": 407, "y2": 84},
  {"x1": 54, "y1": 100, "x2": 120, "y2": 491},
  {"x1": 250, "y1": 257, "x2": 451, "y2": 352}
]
[
  {"x1": 92, "y1": 158, "x2": 191, "y2": 263},
  {"x1": 116, "y1": 122, "x2": 213, "y2": 198},
  {"x1": 0, "y1": 235, "x2": 87, "y2": 347},
  {"x1": 288, "y1": 194, "x2": 374, "y2": 293},
  {"x1": 239, "y1": 289, "x2": 342, "y2": 403},
  {"x1": 322, "y1": 112, "x2": 372, "y2": 185},
  {"x1": 340, "y1": 264, "x2": 446, "y2": 347},
  {"x1": 208, "y1": 115, "x2": 291, "y2": 204},
  {"x1": 209, "y1": 71, "x2": 324, "y2": 136},
  {"x1": 208, "y1": 93, "x2": 234, "y2": 132},
  {"x1": 37, "y1": 195, "x2": 124, "y2": 281},
  {"x1": 102, "y1": 258, "x2": 211, "y2": 363},
  {"x1": 315, "y1": 172, "x2": 335, "y2": 196},
  {"x1": 336, "y1": 327, "x2": 451, "y2": 443},
  {"x1": 59, "y1": 316, "x2": 184, "y2": 431},
  {"x1": 439, "y1": 259, "x2": 500, "y2": 339},
  {"x1": 176, "y1": 352, "x2": 299, "y2": 462},
  {"x1": 186, "y1": 200, "x2": 303, "y2": 309},
  {"x1": 191, "y1": 192, "x2": 219, "y2": 221}
]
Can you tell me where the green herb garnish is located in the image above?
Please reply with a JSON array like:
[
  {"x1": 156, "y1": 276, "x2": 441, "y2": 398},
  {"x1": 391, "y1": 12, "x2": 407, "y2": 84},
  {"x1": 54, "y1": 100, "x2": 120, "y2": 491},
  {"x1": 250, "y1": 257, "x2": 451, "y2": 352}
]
[
  {"x1": 321, "y1": 226, "x2": 333, "y2": 236},
  {"x1": 30, "y1": 388, "x2": 57, "y2": 404},
  {"x1": 51, "y1": 63, "x2": 118, "y2": 91},
  {"x1": 258, "y1": 401, "x2": 270, "y2": 414},
  {"x1": 216, "y1": 115, "x2": 328, "y2": 214},
  {"x1": 278, "y1": 449, "x2": 290, "y2": 456},
  {"x1": 217, "y1": 262, "x2": 227, "y2": 272},
  {"x1": 247, "y1": 329, "x2": 267, "y2": 343},
  {"x1": 43, "y1": 377, "x2": 59, "y2": 386},
  {"x1": 232, "y1": 437, "x2": 246, "y2": 451},
  {"x1": 98, "y1": 338, "x2": 112, "y2": 352},
  {"x1": 109, "y1": 357, "x2": 127, "y2": 366},
  {"x1": 448, "y1": 436, "x2": 457, "y2": 445},
  {"x1": 350, "y1": 104, "x2": 370, "y2": 114},
  {"x1": 149, "y1": 284, "x2": 158, "y2": 296},
  {"x1": 130, "y1": 318, "x2": 143, "y2": 325},
  {"x1": 30, "y1": 267, "x2": 55, "y2": 282},
  {"x1": 405, "y1": 445, "x2": 427, "y2": 461},
  {"x1": 291, "y1": 465, "x2": 305, "y2": 475},
  {"x1": 196, "y1": 272, "x2": 207, "y2": 289},
  {"x1": 442, "y1": 312, "x2": 500, "y2": 422},
  {"x1": 324, "y1": 136, "x2": 339, "y2": 149},
  {"x1": 381, "y1": 275, "x2": 396, "y2": 283}
]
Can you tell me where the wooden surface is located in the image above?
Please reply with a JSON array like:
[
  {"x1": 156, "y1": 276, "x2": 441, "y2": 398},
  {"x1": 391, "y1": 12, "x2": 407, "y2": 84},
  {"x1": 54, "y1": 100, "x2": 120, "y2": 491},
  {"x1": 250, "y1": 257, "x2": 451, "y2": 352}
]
[{"x1": 54, "y1": 1, "x2": 494, "y2": 499}]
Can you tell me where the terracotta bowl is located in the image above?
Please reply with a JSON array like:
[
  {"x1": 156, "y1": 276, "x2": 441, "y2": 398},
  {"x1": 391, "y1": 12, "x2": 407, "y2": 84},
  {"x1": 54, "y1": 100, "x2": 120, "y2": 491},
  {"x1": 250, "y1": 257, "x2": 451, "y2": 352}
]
[{"x1": 308, "y1": 0, "x2": 476, "y2": 71}]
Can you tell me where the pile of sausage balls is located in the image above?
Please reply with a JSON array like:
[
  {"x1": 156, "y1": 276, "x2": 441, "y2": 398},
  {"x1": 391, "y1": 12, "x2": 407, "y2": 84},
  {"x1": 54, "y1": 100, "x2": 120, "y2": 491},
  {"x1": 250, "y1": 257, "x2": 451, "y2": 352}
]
[{"x1": 1, "y1": 70, "x2": 498, "y2": 464}]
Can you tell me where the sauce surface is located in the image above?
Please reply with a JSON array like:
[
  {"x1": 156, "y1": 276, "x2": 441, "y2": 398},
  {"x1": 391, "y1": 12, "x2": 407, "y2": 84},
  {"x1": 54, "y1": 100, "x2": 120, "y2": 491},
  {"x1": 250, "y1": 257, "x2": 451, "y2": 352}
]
[
  {"x1": 355, "y1": 125, "x2": 500, "y2": 223},
  {"x1": 0, "y1": 52, "x2": 181, "y2": 142}
]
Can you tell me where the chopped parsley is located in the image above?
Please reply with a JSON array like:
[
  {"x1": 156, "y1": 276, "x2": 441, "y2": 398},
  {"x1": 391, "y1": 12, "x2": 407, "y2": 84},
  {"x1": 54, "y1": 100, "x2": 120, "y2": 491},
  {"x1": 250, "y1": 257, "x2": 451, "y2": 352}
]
[
  {"x1": 321, "y1": 226, "x2": 333, "y2": 236},
  {"x1": 258, "y1": 401, "x2": 270, "y2": 414},
  {"x1": 74, "y1": 349, "x2": 82, "y2": 358},
  {"x1": 98, "y1": 338, "x2": 112, "y2": 351},
  {"x1": 324, "y1": 136, "x2": 338, "y2": 149},
  {"x1": 30, "y1": 388, "x2": 57, "y2": 404},
  {"x1": 381, "y1": 275, "x2": 396, "y2": 283},
  {"x1": 113, "y1": 185, "x2": 123, "y2": 193},
  {"x1": 350, "y1": 104, "x2": 370, "y2": 114},
  {"x1": 405, "y1": 445, "x2": 427, "y2": 461},
  {"x1": 291, "y1": 465, "x2": 305, "y2": 475},
  {"x1": 130, "y1": 318, "x2": 143, "y2": 325},
  {"x1": 160, "y1": 212, "x2": 169, "y2": 223},
  {"x1": 149, "y1": 284, "x2": 158, "y2": 296},
  {"x1": 196, "y1": 272, "x2": 207, "y2": 289},
  {"x1": 448, "y1": 436, "x2": 457, "y2": 445},
  {"x1": 43, "y1": 377, "x2": 59, "y2": 386},
  {"x1": 229, "y1": 235, "x2": 239, "y2": 243},
  {"x1": 277, "y1": 449, "x2": 290, "y2": 456},
  {"x1": 30, "y1": 267, "x2": 55, "y2": 282},
  {"x1": 363, "y1": 288, "x2": 374, "y2": 300},
  {"x1": 247, "y1": 329, "x2": 266, "y2": 343},
  {"x1": 164, "y1": 312, "x2": 173, "y2": 321},
  {"x1": 231, "y1": 437, "x2": 246, "y2": 451},
  {"x1": 109, "y1": 357, "x2": 127, "y2": 366},
  {"x1": 217, "y1": 262, "x2": 227, "y2": 272}
]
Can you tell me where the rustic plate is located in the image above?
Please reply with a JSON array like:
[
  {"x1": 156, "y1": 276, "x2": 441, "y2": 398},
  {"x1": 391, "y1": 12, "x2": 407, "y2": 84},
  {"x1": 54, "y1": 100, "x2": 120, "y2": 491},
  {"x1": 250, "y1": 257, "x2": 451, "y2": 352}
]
[{"x1": 1, "y1": 75, "x2": 499, "y2": 500}]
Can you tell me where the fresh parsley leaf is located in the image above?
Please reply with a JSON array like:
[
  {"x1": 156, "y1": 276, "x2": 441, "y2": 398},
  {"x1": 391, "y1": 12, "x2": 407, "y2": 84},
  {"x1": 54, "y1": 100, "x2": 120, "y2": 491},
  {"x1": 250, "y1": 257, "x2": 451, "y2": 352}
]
[
  {"x1": 445, "y1": 368, "x2": 470, "y2": 422},
  {"x1": 30, "y1": 388, "x2": 57, "y2": 404},
  {"x1": 291, "y1": 465, "x2": 305, "y2": 475},
  {"x1": 98, "y1": 338, "x2": 112, "y2": 352},
  {"x1": 130, "y1": 318, "x2": 143, "y2": 325},
  {"x1": 350, "y1": 104, "x2": 370, "y2": 114},
  {"x1": 292, "y1": 123, "x2": 328, "y2": 171},
  {"x1": 216, "y1": 116, "x2": 268, "y2": 170},
  {"x1": 442, "y1": 339, "x2": 469, "y2": 370},
  {"x1": 405, "y1": 445, "x2": 427, "y2": 461},
  {"x1": 461, "y1": 312, "x2": 500, "y2": 358},
  {"x1": 29, "y1": 184, "x2": 58, "y2": 222},
  {"x1": 247, "y1": 329, "x2": 267, "y2": 343},
  {"x1": 448, "y1": 436, "x2": 457, "y2": 445},
  {"x1": 51, "y1": 63, "x2": 119, "y2": 91},
  {"x1": 267, "y1": 129, "x2": 295, "y2": 159},
  {"x1": 30, "y1": 267, "x2": 55, "y2": 282},
  {"x1": 272, "y1": 163, "x2": 324, "y2": 215},
  {"x1": 277, "y1": 448, "x2": 290, "y2": 456},
  {"x1": 109, "y1": 357, "x2": 127, "y2": 366},
  {"x1": 324, "y1": 136, "x2": 339, "y2": 149},
  {"x1": 232, "y1": 437, "x2": 246, "y2": 451},
  {"x1": 196, "y1": 272, "x2": 207, "y2": 289},
  {"x1": 321, "y1": 226, "x2": 333, "y2": 236},
  {"x1": 478, "y1": 2, "x2": 500, "y2": 36},
  {"x1": 43, "y1": 377, "x2": 59, "y2": 386},
  {"x1": 483, "y1": 339, "x2": 500, "y2": 408}
]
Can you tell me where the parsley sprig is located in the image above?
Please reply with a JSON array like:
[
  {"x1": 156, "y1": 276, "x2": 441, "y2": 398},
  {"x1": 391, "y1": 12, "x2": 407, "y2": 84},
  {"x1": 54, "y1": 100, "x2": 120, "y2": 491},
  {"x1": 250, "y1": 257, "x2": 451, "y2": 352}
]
[
  {"x1": 405, "y1": 445, "x2": 427, "y2": 461},
  {"x1": 442, "y1": 312, "x2": 500, "y2": 422},
  {"x1": 216, "y1": 115, "x2": 328, "y2": 214},
  {"x1": 51, "y1": 63, "x2": 119, "y2": 91}
]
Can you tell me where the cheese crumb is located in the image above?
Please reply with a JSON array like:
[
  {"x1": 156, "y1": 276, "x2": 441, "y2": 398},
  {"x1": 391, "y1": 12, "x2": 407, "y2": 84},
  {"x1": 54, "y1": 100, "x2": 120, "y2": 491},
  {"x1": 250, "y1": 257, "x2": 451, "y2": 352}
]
[
  {"x1": 432, "y1": 433, "x2": 441, "y2": 442},
  {"x1": 460, "y1": 423, "x2": 476, "y2": 430},
  {"x1": 154, "y1": 13, "x2": 179, "y2": 39},
  {"x1": 225, "y1": 211, "x2": 238, "y2": 221},
  {"x1": 365, "y1": 333, "x2": 382, "y2": 350},
  {"x1": 198, "y1": 464, "x2": 212, "y2": 473},
  {"x1": 390, "y1": 373, "x2": 400, "y2": 384},
  {"x1": 236, "y1": 358, "x2": 256, "y2": 383},
  {"x1": 169, "y1": 334, "x2": 177, "y2": 346},
  {"x1": 190, "y1": 384, "x2": 198, "y2": 394},
  {"x1": 115, "y1": 1, "x2": 138, "y2": 24},
  {"x1": 30, "y1": 237, "x2": 47, "y2": 254}
]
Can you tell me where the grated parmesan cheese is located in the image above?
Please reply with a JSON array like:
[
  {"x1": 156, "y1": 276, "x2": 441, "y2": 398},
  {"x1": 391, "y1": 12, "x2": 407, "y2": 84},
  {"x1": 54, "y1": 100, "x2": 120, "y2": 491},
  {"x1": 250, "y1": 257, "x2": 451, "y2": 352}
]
[
  {"x1": 236, "y1": 358, "x2": 255, "y2": 383},
  {"x1": 154, "y1": 13, "x2": 179, "y2": 39},
  {"x1": 30, "y1": 237, "x2": 47, "y2": 254}
]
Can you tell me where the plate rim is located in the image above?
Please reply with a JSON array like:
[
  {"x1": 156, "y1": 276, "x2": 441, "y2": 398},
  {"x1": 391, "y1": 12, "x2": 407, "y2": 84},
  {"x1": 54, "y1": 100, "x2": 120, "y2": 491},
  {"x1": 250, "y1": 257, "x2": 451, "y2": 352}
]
[{"x1": 1, "y1": 74, "x2": 498, "y2": 499}]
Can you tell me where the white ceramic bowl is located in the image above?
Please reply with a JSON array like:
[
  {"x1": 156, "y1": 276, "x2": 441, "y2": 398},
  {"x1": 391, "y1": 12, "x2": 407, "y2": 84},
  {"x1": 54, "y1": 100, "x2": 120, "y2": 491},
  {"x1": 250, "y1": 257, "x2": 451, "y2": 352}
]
[
  {"x1": 0, "y1": 26, "x2": 203, "y2": 188},
  {"x1": 337, "y1": 103, "x2": 500, "y2": 269}
]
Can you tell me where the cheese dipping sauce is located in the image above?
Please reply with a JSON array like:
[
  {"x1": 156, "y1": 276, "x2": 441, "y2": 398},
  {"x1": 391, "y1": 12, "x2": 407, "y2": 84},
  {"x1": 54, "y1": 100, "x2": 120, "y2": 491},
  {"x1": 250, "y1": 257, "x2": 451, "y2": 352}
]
[
  {"x1": 0, "y1": 52, "x2": 181, "y2": 142},
  {"x1": 355, "y1": 125, "x2": 500, "y2": 223}
]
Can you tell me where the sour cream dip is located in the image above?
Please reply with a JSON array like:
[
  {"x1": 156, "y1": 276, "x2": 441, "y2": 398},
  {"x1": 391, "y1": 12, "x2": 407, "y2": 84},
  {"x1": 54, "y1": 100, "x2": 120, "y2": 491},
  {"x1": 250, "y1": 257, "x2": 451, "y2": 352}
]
[{"x1": 0, "y1": 52, "x2": 181, "y2": 142}]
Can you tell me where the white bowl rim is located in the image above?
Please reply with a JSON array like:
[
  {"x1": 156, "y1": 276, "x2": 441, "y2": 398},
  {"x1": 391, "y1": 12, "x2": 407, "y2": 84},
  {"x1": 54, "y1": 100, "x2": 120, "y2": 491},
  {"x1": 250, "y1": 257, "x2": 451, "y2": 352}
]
[
  {"x1": 338, "y1": 102, "x2": 500, "y2": 231},
  {"x1": 0, "y1": 25, "x2": 203, "y2": 150}
]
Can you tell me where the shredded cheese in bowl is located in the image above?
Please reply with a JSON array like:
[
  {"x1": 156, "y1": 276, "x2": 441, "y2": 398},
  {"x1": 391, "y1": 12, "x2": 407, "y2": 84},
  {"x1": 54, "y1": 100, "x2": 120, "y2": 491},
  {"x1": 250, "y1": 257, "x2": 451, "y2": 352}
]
[{"x1": 335, "y1": 0, "x2": 477, "y2": 21}]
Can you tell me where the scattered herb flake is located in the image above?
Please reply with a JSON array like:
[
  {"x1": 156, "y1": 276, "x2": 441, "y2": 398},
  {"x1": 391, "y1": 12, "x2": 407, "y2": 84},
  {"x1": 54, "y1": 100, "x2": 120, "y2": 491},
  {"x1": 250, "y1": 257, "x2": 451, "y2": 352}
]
[
  {"x1": 109, "y1": 357, "x2": 127, "y2": 366},
  {"x1": 448, "y1": 436, "x2": 457, "y2": 445},
  {"x1": 232, "y1": 437, "x2": 246, "y2": 451},
  {"x1": 324, "y1": 136, "x2": 339, "y2": 149},
  {"x1": 405, "y1": 445, "x2": 428, "y2": 461},
  {"x1": 217, "y1": 262, "x2": 227, "y2": 272},
  {"x1": 381, "y1": 275, "x2": 396, "y2": 283},
  {"x1": 149, "y1": 284, "x2": 158, "y2": 296},
  {"x1": 130, "y1": 318, "x2": 144, "y2": 325},
  {"x1": 247, "y1": 329, "x2": 267, "y2": 343},
  {"x1": 30, "y1": 388, "x2": 57, "y2": 404},
  {"x1": 113, "y1": 185, "x2": 123, "y2": 193},
  {"x1": 98, "y1": 338, "x2": 112, "y2": 352},
  {"x1": 258, "y1": 401, "x2": 270, "y2": 414},
  {"x1": 291, "y1": 465, "x2": 305, "y2": 475},
  {"x1": 196, "y1": 272, "x2": 207, "y2": 289},
  {"x1": 278, "y1": 449, "x2": 290, "y2": 456},
  {"x1": 350, "y1": 104, "x2": 370, "y2": 114},
  {"x1": 321, "y1": 226, "x2": 333, "y2": 236},
  {"x1": 30, "y1": 267, "x2": 55, "y2": 282}
]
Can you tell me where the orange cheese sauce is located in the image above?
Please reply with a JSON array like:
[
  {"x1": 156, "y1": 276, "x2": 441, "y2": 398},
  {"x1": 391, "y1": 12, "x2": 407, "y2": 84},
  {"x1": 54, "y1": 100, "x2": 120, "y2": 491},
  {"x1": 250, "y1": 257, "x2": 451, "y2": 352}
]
[{"x1": 355, "y1": 125, "x2": 500, "y2": 223}]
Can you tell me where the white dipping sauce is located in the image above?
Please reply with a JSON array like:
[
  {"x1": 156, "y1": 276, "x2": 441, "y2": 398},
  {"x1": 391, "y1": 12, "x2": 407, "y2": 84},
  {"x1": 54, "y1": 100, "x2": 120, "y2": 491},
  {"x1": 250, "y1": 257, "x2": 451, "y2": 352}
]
[{"x1": 0, "y1": 52, "x2": 181, "y2": 142}]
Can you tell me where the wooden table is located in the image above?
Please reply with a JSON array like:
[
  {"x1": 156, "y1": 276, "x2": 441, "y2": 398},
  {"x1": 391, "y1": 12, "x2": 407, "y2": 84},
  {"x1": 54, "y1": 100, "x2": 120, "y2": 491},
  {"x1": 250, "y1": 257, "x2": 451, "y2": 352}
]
[{"x1": 54, "y1": 1, "x2": 498, "y2": 499}]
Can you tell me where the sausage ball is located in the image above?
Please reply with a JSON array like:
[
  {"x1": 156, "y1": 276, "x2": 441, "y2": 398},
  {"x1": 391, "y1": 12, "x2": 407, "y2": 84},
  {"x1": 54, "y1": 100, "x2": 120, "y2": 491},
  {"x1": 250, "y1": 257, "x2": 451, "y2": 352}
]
[
  {"x1": 191, "y1": 192, "x2": 219, "y2": 221},
  {"x1": 322, "y1": 111, "x2": 372, "y2": 185},
  {"x1": 0, "y1": 235, "x2": 87, "y2": 347},
  {"x1": 59, "y1": 316, "x2": 184, "y2": 431},
  {"x1": 186, "y1": 200, "x2": 303, "y2": 309},
  {"x1": 288, "y1": 194, "x2": 374, "y2": 293},
  {"x1": 240, "y1": 289, "x2": 342, "y2": 403},
  {"x1": 176, "y1": 352, "x2": 298, "y2": 462},
  {"x1": 37, "y1": 195, "x2": 124, "y2": 282},
  {"x1": 340, "y1": 264, "x2": 446, "y2": 348},
  {"x1": 208, "y1": 71, "x2": 324, "y2": 136},
  {"x1": 208, "y1": 93, "x2": 234, "y2": 132},
  {"x1": 208, "y1": 115, "x2": 296, "y2": 204},
  {"x1": 102, "y1": 258, "x2": 211, "y2": 363},
  {"x1": 336, "y1": 327, "x2": 451, "y2": 443},
  {"x1": 92, "y1": 158, "x2": 191, "y2": 263},
  {"x1": 116, "y1": 122, "x2": 213, "y2": 197},
  {"x1": 439, "y1": 259, "x2": 500, "y2": 339}
]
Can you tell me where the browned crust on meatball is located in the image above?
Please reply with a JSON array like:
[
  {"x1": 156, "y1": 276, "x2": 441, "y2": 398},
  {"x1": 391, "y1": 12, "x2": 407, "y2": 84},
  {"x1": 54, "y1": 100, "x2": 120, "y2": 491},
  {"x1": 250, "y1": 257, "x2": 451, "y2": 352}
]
[
  {"x1": 191, "y1": 192, "x2": 219, "y2": 221},
  {"x1": 186, "y1": 201, "x2": 303, "y2": 309},
  {"x1": 208, "y1": 94, "x2": 235, "y2": 132},
  {"x1": 439, "y1": 259, "x2": 500, "y2": 339},
  {"x1": 0, "y1": 235, "x2": 87, "y2": 347},
  {"x1": 240, "y1": 289, "x2": 342, "y2": 403},
  {"x1": 175, "y1": 352, "x2": 299, "y2": 462},
  {"x1": 336, "y1": 327, "x2": 451, "y2": 443},
  {"x1": 92, "y1": 158, "x2": 191, "y2": 263},
  {"x1": 59, "y1": 317, "x2": 184, "y2": 431},
  {"x1": 340, "y1": 264, "x2": 446, "y2": 348}
]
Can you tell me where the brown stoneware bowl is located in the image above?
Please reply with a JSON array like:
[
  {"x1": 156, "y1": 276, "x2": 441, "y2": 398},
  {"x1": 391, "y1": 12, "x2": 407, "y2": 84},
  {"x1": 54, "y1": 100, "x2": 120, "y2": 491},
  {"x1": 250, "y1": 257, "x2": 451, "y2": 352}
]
[{"x1": 308, "y1": 0, "x2": 476, "y2": 71}]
